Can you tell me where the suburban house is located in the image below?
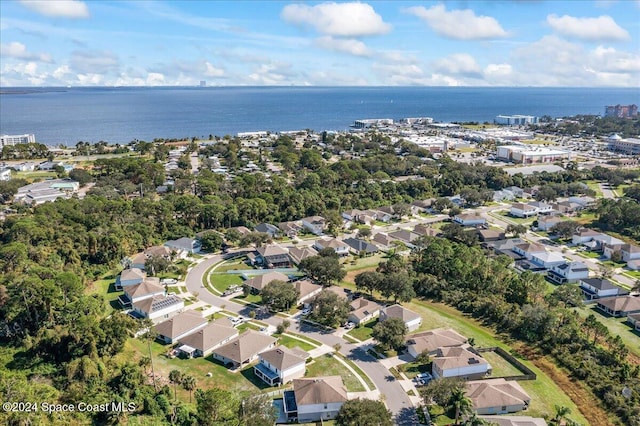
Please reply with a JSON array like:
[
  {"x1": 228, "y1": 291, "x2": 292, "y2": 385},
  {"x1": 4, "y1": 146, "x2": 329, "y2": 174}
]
[
  {"x1": 431, "y1": 346, "x2": 491, "y2": 380},
  {"x1": 465, "y1": 378, "x2": 531, "y2": 415},
  {"x1": 255, "y1": 223, "x2": 280, "y2": 238},
  {"x1": 374, "y1": 208, "x2": 393, "y2": 223},
  {"x1": 568, "y1": 196, "x2": 596, "y2": 208},
  {"x1": 546, "y1": 261, "x2": 590, "y2": 284},
  {"x1": 348, "y1": 298, "x2": 383, "y2": 326},
  {"x1": 592, "y1": 234, "x2": 624, "y2": 251},
  {"x1": 341, "y1": 209, "x2": 363, "y2": 221},
  {"x1": 483, "y1": 238, "x2": 526, "y2": 259},
  {"x1": 579, "y1": 278, "x2": 626, "y2": 300},
  {"x1": 571, "y1": 229, "x2": 604, "y2": 246},
  {"x1": 116, "y1": 268, "x2": 146, "y2": 290},
  {"x1": 478, "y1": 416, "x2": 547, "y2": 426},
  {"x1": 493, "y1": 189, "x2": 516, "y2": 202},
  {"x1": 528, "y1": 251, "x2": 566, "y2": 270},
  {"x1": 211, "y1": 329, "x2": 277, "y2": 369},
  {"x1": 602, "y1": 242, "x2": 627, "y2": 260},
  {"x1": 288, "y1": 246, "x2": 319, "y2": 265},
  {"x1": 176, "y1": 320, "x2": 239, "y2": 357},
  {"x1": 285, "y1": 376, "x2": 348, "y2": 423},
  {"x1": 254, "y1": 346, "x2": 309, "y2": 386},
  {"x1": 596, "y1": 296, "x2": 640, "y2": 317},
  {"x1": 154, "y1": 310, "x2": 208, "y2": 344},
  {"x1": 256, "y1": 245, "x2": 291, "y2": 268},
  {"x1": 278, "y1": 221, "x2": 301, "y2": 238},
  {"x1": 510, "y1": 203, "x2": 538, "y2": 218},
  {"x1": 132, "y1": 294, "x2": 184, "y2": 323},
  {"x1": 627, "y1": 313, "x2": 640, "y2": 332},
  {"x1": 411, "y1": 199, "x2": 435, "y2": 214},
  {"x1": 379, "y1": 304, "x2": 422, "y2": 332},
  {"x1": 301, "y1": 216, "x2": 326, "y2": 235},
  {"x1": 527, "y1": 201, "x2": 554, "y2": 215},
  {"x1": 537, "y1": 216, "x2": 564, "y2": 232},
  {"x1": 343, "y1": 238, "x2": 379, "y2": 256},
  {"x1": 453, "y1": 213, "x2": 487, "y2": 227},
  {"x1": 119, "y1": 279, "x2": 165, "y2": 307},
  {"x1": 621, "y1": 244, "x2": 640, "y2": 262},
  {"x1": 313, "y1": 238, "x2": 350, "y2": 256},
  {"x1": 388, "y1": 230, "x2": 421, "y2": 248},
  {"x1": 477, "y1": 229, "x2": 505, "y2": 242},
  {"x1": 230, "y1": 226, "x2": 252, "y2": 237},
  {"x1": 129, "y1": 245, "x2": 173, "y2": 269},
  {"x1": 164, "y1": 237, "x2": 201, "y2": 256},
  {"x1": 406, "y1": 328, "x2": 468, "y2": 359},
  {"x1": 413, "y1": 224, "x2": 441, "y2": 237},
  {"x1": 552, "y1": 201, "x2": 582, "y2": 215},
  {"x1": 629, "y1": 259, "x2": 640, "y2": 271},
  {"x1": 294, "y1": 280, "x2": 323, "y2": 307},
  {"x1": 512, "y1": 242, "x2": 546, "y2": 260},
  {"x1": 243, "y1": 271, "x2": 289, "y2": 293},
  {"x1": 372, "y1": 233, "x2": 395, "y2": 250}
]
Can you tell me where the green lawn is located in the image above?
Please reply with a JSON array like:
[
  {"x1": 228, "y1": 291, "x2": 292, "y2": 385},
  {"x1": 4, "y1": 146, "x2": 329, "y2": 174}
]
[
  {"x1": 14, "y1": 170, "x2": 58, "y2": 182},
  {"x1": 86, "y1": 272, "x2": 121, "y2": 314},
  {"x1": 126, "y1": 339, "x2": 262, "y2": 398},
  {"x1": 625, "y1": 270, "x2": 640, "y2": 279},
  {"x1": 274, "y1": 334, "x2": 316, "y2": 352},
  {"x1": 577, "y1": 250, "x2": 601, "y2": 259},
  {"x1": 233, "y1": 292, "x2": 261, "y2": 304},
  {"x1": 210, "y1": 273, "x2": 244, "y2": 293},
  {"x1": 405, "y1": 300, "x2": 587, "y2": 424},
  {"x1": 398, "y1": 359, "x2": 431, "y2": 379},
  {"x1": 347, "y1": 319, "x2": 377, "y2": 341},
  {"x1": 305, "y1": 353, "x2": 365, "y2": 392},
  {"x1": 343, "y1": 254, "x2": 385, "y2": 271},
  {"x1": 334, "y1": 352, "x2": 376, "y2": 391},
  {"x1": 482, "y1": 350, "x2": 525, "y2": 377},
  {"x1": 584, "y1": 181, "x2": 604, "y2": 197},
  {"x1": 215, "y1": 258, "x2": 250, "y2": 272},
  {"x1": 497, "y1": 210, "x2": 534, "y2": 225}
]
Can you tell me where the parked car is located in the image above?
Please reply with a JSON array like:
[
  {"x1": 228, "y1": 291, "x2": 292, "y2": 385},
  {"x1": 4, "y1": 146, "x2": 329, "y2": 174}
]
[
  {"x1": 344, "y1": 321, "x2": 355, "y2": 330},
  {"x1": 161, "y1": 278, "x2": 177, "y2": 284},
  {"x1": 301, "y1": 308, "x2": 311, "y2": 316}
]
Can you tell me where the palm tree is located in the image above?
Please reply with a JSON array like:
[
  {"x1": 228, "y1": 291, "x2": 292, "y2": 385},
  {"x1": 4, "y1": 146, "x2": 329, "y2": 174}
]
[
  {"x1": 182, "y1": 375, "x2": 196, "y2": 403},
  {"x1": 553, "y1": 405, "x2": 571, "y2": 424},
  {"x1": 169, "y1": 369, "x2": 183, "y2": 401},
  {"x1": 632, "y1": 279, "x2": 640, "y2": 295},
  {"x1": 140, "y1": 319, "x2": 157, "y2": 391},
  {"x1": 449, "y1": 388, "x2": 473, "y2": 425},
  {"x1": 138, "y1": 356, "x2": 151, "y2": 375}
]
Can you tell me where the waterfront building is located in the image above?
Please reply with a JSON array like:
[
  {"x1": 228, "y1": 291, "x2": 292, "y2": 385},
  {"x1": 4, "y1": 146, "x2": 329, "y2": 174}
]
[
  {"x1": 604, "y1": 104, "x2": 638, "y2": 118},
  {"x1": 607, "y1": 134, "x2": 640, "y2": 155},
  {"x1": 1, "y1": 134, "x2": 36, "y2": 148},
  {"x1": 494, "y1": 115, "x2": 538, "y2": 126}
]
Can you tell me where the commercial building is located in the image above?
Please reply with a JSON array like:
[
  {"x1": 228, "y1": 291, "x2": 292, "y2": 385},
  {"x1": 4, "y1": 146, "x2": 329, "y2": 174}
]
[
  {"x1": 604, "y1": 104, "x2": 638, "y2": 118},
  {"x1": 495, "y1": 115, "x2": 538, "y2": 126},
  {"x1": 496, "y1": 145, "x2": 570, "y2": 164},
  {"x1": 1, "y1": 134, "x2": 36, "y2": 148},
  {"x1": 607, "y1": 134, "x2": 640, "y2": 155},
  {"x1": 352, "y1": 118, "x2": 394, "y2": 129}
]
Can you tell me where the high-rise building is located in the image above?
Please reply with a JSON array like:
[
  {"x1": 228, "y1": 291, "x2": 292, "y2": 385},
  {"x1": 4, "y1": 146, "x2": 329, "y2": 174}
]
[
  {"x1": 604, "y1": 104, "x2": 638, "y2": 118},
  {"x1": 495, "y1": 115, "x2": 538, "y2": 126},
  {"x1": 1, "y1": 134, "x2": 36, "y2": 148}
]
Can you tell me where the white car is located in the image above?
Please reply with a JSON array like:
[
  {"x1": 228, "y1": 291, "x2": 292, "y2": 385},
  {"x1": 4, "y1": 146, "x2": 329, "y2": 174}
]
[
  {"x1": 344, "y1": 321, "x2": 355, "y2": 330},
  {"x1": 161, "y1": 278, "x2": 178, "y2": 284},
  {"x1": 301, "y1": 308, "x2": 311, "y2": 316}
]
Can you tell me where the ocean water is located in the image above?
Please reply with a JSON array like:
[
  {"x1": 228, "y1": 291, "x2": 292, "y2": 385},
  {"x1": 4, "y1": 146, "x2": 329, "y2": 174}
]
[{"x1": 1, "y1": 86, "x2": 638, "y2": 145}]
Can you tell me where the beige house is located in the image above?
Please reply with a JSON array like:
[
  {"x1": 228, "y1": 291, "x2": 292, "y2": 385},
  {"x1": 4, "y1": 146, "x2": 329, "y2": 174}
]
[
  {"x1": 465, "y1": 378, "x2": 531, "y2": 415},
  {"x1": 379, "y1": 304, "x2": 422, "y2": 332},
  {"x1": 286, "y1": 376, "x2": 348, "y2": 423},
  {"x1": 177, "y1": 320, "x2": 239, "y2": 357},
  {"x1": 243, "y1": 271, "x2": 289, "y2": 293},
  {"x1": 348, "y1": 298, "x2": 383, "y2": 326},
  {"x1": 154, "y1": 310, "x2": 208, "y2": 344},
  {"x1": 294, "y1": 280, "x2": 323, "y2": 306},
  {"x1": 406, "y1": 328, "x2": 467, "y2": 359},
  {"x1": 254, "y1": 346, "x2": 309, "y2": 386},
  {"x1": 212, "y1": 329, "x2": 277, "y2": 369},
  {"x1": 431, "y1": 346, "x2": 491, "y2": 380}
]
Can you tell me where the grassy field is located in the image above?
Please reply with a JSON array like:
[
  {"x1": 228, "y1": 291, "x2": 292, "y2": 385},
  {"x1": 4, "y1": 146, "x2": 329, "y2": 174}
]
[
  {"x1": 305, "y1": 353, "x2": 365, "y2": 392},
  {"x1": 347, "y1": 319, "x2": 377, "y2": 341},
  {"x1": 210, "y1": 273, "x2": 244, "y2": 293},
  {"x1": 584, "y1": 180, "x2": 604, "y2": 197},
  {"x1": 14, "y1": 170, "x2": 58, "y2": 182},
  {"x1": 86, "y1": 272, "x2": 121, "y2": 314},
  {"x1": 497, "y1": 210, "x2": 535, "y2": 225},
  {"x1": 482, "y1": 351, "x2": 525, "y2": 377},
  {"x1": 215, "y1": 258, "x2": 251, "y2": 272},
  {"x1": 405, "y1": 300, "x2": 588, "y2": 424},
  {"x1": 343, "y1": 254, "x2": 385, "y2": 271},
  {"x1": 275, "y1": 334, "x2": 316, "y2": 352}
]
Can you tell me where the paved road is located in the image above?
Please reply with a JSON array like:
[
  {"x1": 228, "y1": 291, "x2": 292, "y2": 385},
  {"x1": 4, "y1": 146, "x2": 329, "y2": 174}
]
[
  {"x1": 599, "y1": 182, "x2": 617, "y2": 199},
  {"x1": 185, "y1": 253, "x2": 419, "y2": 425}
]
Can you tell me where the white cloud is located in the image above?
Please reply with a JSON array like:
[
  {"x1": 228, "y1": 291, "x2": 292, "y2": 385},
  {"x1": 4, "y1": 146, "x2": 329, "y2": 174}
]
[
  {"x1": 405, "y1": 4, "x2": 507, "y2": 40},
  {"x1": 281, "y1": 2, "x2": 391, "y2": 37},
  {"x1": 69, "y1": 50, "x2": 119, "y2": 74},
  {"x1": 591, "y1": 46, "x2": 640, "y2": 73},
  {"x1": 432, "y1": 53, "x2": 483, "y2": 78},
  {"x1": 0, "y1": 41, "x2": 53, "y2": 62},
  {"x1": 204, "y1": 62, "x2": 225, "y2": 78},
  {"x1": 19, "y1": 0, "x2": 89, "y2": 19},
  {"x1": 484, "y1": 63, "x2": 513, "y2": 80},
  {"x1": 315, "y1": 36, "x2": 371, "y2": 57},
  {"x1": 248, "y1": 62, "x2": 296, "y2": 85},
  {"x1": 547, "y1": 14, "x2": 630, "y2": 41}
]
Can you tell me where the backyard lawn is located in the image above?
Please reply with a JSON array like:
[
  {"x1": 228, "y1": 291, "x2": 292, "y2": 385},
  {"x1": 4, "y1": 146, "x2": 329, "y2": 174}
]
[
  {"x1": 305, "y1": 353, "x2": 365, "y2": 392},
  {"x1": 274, "y1": 334, "x2": 316, "y2": 352},
  {"x1": 481, "y1": 350, "x2": 525, "y2": 377},
  {"x1": 573, "y1": 305, "x2": 640, "y2": 359},
  {"x1": 86, "y1": 272, "x2": 122, "y2": 314},
  {"x1": 209, "y1": 273, "x2": 244, "y2": 293}
]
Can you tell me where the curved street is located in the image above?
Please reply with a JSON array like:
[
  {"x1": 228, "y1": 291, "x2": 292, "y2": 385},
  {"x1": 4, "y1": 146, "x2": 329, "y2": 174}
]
[{"x1": 184, "y1": 253, "x2": 419, "y2": 425}]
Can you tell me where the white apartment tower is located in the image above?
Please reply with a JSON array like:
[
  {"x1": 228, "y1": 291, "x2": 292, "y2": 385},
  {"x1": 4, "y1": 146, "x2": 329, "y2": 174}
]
[{"x1": 1, "y1": 134, "x2": 36, "y2": 148}]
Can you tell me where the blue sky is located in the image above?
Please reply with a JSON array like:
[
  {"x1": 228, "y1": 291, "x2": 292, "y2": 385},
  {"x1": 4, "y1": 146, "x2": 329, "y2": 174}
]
[{"x1": 1, "y1": 0, "x2": 639, "y2": 87}]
